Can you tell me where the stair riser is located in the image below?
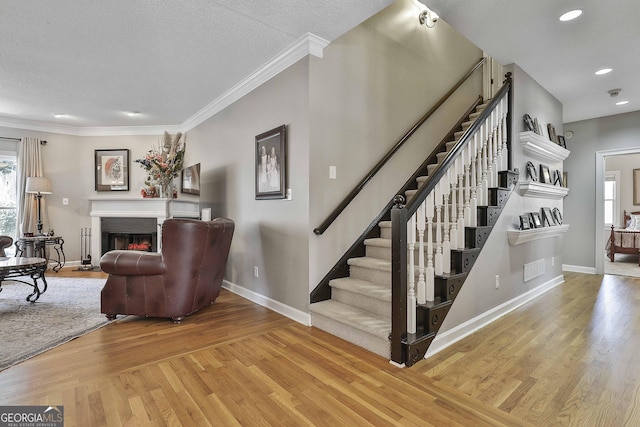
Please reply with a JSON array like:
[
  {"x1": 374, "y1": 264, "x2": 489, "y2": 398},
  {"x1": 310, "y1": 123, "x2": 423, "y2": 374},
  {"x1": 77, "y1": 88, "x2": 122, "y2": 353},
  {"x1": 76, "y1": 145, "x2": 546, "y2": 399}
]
[
  {"x1": 332, "y1": 288, "x2": 391, "y2": 318},
  {"x1": 418, "y1": 301, "x2": 452, "y2": 334},
  {"x1": 465, "y1": 226, "x2": 492, "y2": 249},
  {"x1": 451, "y1": 249, "x2": 480, "y2": 274},
  {"x1": 435, "y1": 275, "x2": 465, "y2": 302},
  {"x1": 349, "y1": 265, "x2": 390, "y2": 285},
  {"x1": 366, "y1": 245, "x2": 391, "y2": 261},
  {"x1": 310, "y1": 313, "x2": 390, "y2": 359},
  {"x1": 488, "y1": 188, "x2": 510, "y2": 207},
  {"x1": 477, "y1": 206, "x2": 501, "y2": 227}
]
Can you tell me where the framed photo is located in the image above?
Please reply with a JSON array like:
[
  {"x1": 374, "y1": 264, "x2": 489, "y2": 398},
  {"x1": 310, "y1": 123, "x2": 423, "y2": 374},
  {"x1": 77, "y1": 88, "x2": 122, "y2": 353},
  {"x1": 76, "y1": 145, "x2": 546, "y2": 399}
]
[
  {"x1": 539, "y1": 164, "x2": 552, "y2": 184},
  {"x1": 554, "y1": 169, "x2": 564, "y2": 186},
  {"x1": 256, "y1": 124, "x2": 287, "y2": 200},
  {"x1": 552, "y1": 208, "x2": 563, "y2": 225},
  {"x1": 537, "y1": 120, "x2": 549, "y2": 139},
  {"x1": 95, "y1": 149, "x2": 129, "y2": 191},
  {"x1": 547, "y1": 123, "x2": 557, "y2": 143},
  {"x1": 541, "y1": 207, "x2": 556, "y2": 226},
  {"x1": 523, "y1": 114, "x2": 536, "y2": 132},
  {"x1": 529, "y1": 212, "x2": 542, "y2": 228},
  {"x1": 181, "y1": 163, "x2": 201, "y2": 195},
  {"x1": 533, "y1": 118, "x2": 542, "y2": 136},
  {"x1": 557, "y1": 135, "x2": 567, "y2": 149},
  {"x1": 634, "y1": 169, "x2": 640, "y2": 205},
  {"x1": 519, "y1": 214, "x2": 531, "y2": 230},
  {"x1": 526, "y1": 161, "x2": 538, "y2": 182}
]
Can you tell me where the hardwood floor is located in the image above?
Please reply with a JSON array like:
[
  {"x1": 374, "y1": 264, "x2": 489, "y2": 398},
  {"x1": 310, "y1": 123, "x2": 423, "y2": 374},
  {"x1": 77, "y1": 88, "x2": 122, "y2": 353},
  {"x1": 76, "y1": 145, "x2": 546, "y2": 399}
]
[{"x1": 0, "y1": 269, "x2": 639, "y2": 426}]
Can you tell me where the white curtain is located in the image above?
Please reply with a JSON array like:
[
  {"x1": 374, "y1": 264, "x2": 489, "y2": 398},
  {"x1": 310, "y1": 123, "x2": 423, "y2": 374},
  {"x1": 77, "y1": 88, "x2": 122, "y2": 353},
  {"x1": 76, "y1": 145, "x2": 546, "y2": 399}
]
[{"x1": 17, "y1": 137, "x2": 48, "y2": 235}]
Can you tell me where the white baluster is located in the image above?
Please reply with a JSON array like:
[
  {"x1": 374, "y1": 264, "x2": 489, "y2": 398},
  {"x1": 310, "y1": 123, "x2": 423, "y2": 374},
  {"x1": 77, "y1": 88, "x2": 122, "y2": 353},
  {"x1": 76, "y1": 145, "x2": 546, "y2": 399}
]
[
  {"x1": 434, "y1": 183, "x2": 443, "y2": 276},
  {"x1": 464, "y1": 146, "x2": 471, "y2": 227},
  {"x1": 487, "y1": 116, "x2": 495, "y2": 188},
  {"x1": 456, "y1": 156, "x2": 465, "y2": 249},
  {"x1": 425, "y1": 192, "x2": 435, "y2": 302},
  {"x1": 475, "y1": 132, "x2": 484, "y2": 207},
  {"x1": 442, "y1": 172, "x2": 451, "y2": 274},
  {"x1": 470, "y1": 133, "x2": 478, "y2": 227},
  {"x1": 416, "y1": 203, "x2": 426, "y2": 304},
  {"x1": 450, "y1": 167, "x2": 458, "y2": 250},
  {"x1": 481, "y1": 125, "x2": 489, "y2": 206},
  {"x1": 501, "y1": 98, "x2": 509, "y2": 171},
  {"x1": 407, "y1": 216, "x2": 416, "y2": 334},
  {"x1": 495, "y1": 102, "x2": 504, "y2": 173},
  {"x1": 492, "y1": 109, "x2": 499, "y2": 185}
]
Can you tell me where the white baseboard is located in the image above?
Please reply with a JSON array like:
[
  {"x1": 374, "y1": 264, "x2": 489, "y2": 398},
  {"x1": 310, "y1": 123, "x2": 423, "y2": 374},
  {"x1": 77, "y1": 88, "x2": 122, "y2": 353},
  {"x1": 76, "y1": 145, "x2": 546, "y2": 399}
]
[
  {"x1": 222, "y1": 280, "x2": 311, "y2": 326},
  {"x1": 425, "y1": 274, "x2": 565, "y2": 358},
  {"x1": 562, "y1": 264, "x2": 596, "y2": 274}
]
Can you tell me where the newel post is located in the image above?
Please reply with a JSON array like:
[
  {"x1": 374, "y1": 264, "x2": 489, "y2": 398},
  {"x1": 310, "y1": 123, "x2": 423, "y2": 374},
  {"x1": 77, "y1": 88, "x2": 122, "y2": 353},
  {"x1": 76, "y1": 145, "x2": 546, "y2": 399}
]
[{"x1": 390, "y1": 195, "x2": 408, "y2": 365}]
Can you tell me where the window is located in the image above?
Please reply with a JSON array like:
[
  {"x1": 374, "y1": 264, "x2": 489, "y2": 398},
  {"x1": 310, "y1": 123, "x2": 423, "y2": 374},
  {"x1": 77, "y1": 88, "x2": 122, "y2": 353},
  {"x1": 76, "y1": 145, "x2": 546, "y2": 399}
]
[{"x1": 604, "y1": 171, "x2": 620, "y2": 227}]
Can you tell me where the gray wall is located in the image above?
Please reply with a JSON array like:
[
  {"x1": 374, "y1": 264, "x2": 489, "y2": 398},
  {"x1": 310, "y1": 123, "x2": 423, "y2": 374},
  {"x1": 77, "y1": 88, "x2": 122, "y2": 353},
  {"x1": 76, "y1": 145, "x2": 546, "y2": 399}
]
[
  {"x1": 563, "y1": 110, "x2": 640, "y2": 271},
  {"x1": 308, "y1": 0, "x2": 483, "y2": 289},
  {"x1": 437, "y1": 63, "x2": 565, "y2": 334}
]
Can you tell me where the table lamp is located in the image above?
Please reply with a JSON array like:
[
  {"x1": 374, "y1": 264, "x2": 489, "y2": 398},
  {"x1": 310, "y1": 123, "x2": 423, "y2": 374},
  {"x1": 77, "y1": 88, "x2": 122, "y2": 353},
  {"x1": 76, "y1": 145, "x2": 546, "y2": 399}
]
[{"x1": 25, "y1": 176, "x2": 52, "y2": 236}]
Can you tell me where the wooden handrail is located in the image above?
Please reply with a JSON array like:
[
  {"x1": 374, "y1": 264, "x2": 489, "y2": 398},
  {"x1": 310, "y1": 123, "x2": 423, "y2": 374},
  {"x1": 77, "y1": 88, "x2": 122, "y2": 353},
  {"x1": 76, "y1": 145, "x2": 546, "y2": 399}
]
[{"x1": 313, "y1": 57, "x2": 487, "y2": 236}]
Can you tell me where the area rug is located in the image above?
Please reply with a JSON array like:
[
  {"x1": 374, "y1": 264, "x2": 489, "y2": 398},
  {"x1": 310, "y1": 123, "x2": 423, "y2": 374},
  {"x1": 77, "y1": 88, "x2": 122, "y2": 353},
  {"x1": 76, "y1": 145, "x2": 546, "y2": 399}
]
[
  {"x1": 604, "y1": 253, "x2": 640, "y2": 278},
  {"x1": 0, "y1": 277, "x2": 110, "y2": 371}
]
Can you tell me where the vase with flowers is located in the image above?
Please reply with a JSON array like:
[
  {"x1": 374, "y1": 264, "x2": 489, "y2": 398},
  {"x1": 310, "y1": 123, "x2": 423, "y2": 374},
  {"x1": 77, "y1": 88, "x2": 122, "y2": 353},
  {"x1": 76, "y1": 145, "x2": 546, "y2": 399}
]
[{"x1": 135, "y1": 131, "x2": 186, "y2": 198}]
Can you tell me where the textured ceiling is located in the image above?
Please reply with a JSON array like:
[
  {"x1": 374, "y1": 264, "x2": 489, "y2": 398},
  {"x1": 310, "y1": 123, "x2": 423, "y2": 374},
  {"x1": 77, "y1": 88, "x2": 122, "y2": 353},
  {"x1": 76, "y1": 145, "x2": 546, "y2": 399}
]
[
  {"x1": 422, "y1": 0, "x2": 640, "y2": 124},
  {"x1": 0, "y1": 0, "x2": 392, "y2": 129}
]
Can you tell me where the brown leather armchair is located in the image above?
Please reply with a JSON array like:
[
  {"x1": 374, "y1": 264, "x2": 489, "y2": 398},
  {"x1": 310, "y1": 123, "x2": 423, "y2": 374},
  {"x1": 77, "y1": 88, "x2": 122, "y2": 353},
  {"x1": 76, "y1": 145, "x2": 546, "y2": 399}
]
[
  {"x1": 0, "y1": 236, "x2": 13, "y2": 257},
  {"x1": 100, "y1": 218, "x2": 234, "y2": 323}
]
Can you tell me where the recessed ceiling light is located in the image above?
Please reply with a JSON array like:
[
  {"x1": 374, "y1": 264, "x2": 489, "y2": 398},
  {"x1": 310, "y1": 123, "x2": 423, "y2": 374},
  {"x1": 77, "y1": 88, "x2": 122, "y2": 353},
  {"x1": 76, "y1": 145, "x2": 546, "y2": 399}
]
[
  {"x1": 559, "y1": 9, "x2": 583, "y2": 21},
  {"x1": 595, "y1": 68, "x2": 612, "y2": 75},
  {"x1": 53, "y1": 113, "x2": 68, "y2": 118},
  {"x1": 616, "y1": 101, "x2": 629, "y2": 106},
  {"x1": 124, "y1": 111, "x2": 140, "y2": 116}
]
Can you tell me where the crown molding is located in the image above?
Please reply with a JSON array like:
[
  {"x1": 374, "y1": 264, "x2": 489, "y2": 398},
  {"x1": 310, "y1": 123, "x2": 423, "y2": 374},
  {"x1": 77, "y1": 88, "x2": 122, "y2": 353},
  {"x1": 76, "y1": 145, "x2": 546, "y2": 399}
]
[
  {"x1": 0, "y1": 32, "x2": 329, "y2": 137},
  {"x1": 181, "y1": 32, "x2": 329, "y2": 132}
]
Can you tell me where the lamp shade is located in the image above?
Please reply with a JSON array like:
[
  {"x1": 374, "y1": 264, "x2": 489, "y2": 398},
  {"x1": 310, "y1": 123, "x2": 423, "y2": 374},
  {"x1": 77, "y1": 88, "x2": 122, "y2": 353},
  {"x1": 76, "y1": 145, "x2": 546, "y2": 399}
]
[{"x1": 25, "y1": 177, "x2": 52, "y2": 194}]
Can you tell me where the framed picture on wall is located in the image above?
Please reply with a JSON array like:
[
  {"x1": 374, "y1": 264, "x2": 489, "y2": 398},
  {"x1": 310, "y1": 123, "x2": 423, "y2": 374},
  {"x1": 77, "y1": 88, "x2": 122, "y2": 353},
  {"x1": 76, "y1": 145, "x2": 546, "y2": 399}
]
[
  {"x1": 539, "y1": 164, "x2": 552, "y2": 184},
  {"x1": 95, "y1": 149, "x2": 129, "y2": 191},
  {"x1": 634, "y1": 169, "x2": 640, "y2": 205},
  {"x1": 255, "y1": 124, "x2": 287, "y2": 200},
  {"x1": 181, "y1": 163, "x2": 201, "y2": 195}
]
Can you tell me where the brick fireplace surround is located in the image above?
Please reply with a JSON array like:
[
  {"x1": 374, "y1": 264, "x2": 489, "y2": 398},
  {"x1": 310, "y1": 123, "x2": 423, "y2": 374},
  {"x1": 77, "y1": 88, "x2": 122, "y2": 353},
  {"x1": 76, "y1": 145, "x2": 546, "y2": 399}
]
[{"x1": 89, "y1": 197, "x2": 200, "y2": 267}]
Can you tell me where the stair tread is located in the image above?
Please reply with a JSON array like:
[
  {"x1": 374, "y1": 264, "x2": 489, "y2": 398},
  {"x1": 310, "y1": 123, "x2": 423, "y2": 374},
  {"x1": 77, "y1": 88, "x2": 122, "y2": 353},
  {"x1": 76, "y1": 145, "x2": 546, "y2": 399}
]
[
  {"x1": 348, "y1": 257, "x2": 391, "y2": 271},
  {"x1": 310, "y1": 300, "x2": 390, "y2": 339},
  {"x1": 330, "y1": 277, "x2": 391, "y2": 301},
  {"x1": 363, "y1": 237, "x2": 391, "y2": 248}
]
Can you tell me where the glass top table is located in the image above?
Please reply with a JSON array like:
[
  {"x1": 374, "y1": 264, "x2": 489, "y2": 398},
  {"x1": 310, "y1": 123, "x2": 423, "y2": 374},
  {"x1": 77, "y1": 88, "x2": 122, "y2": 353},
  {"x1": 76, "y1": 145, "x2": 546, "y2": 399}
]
[{"x1": 0, "y1": 257, "x2": 48, "y2": 302}]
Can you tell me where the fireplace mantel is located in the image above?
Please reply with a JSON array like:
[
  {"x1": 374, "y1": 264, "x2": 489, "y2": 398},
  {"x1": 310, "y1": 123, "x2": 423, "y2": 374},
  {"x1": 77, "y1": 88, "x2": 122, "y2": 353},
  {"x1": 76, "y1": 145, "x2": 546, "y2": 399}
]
[{"x1": 89, "y1": 197, "x2": 200, "y2": 265}]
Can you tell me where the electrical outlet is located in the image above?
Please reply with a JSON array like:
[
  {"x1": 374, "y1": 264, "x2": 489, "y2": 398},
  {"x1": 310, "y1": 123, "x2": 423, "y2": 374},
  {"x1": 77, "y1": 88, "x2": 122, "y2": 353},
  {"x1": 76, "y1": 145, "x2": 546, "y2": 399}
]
[
  {"x1": 254, "y1": 266, "x2": 259, "y2": 278},
  {"x1": 495, "y1": 274, "x2": 500, "y2": 289},
  {"x1": 329, "y1": 165, "x2": 337, "y2": 179}
]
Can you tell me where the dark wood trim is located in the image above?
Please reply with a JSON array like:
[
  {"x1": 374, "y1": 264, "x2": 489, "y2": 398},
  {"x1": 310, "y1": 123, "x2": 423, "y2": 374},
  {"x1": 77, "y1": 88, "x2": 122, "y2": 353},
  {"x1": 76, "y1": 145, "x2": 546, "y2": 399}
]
[
  {"x1": 390, "y1": 197, "x2": 408, "y2": 365},
  {"x1": 313, "y1": 57, "x2": 487, "y2": 236}
]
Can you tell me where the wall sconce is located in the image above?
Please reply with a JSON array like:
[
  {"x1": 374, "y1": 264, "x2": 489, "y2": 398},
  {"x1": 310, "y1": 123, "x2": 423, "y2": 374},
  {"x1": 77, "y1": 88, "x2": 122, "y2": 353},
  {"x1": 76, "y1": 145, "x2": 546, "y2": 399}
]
[
  {"x1": 418, "y1": 8, "x2": 439, "y2": 28},
  {"x1": 25, "y1": 176, "x2": 52, "y2": 236}
]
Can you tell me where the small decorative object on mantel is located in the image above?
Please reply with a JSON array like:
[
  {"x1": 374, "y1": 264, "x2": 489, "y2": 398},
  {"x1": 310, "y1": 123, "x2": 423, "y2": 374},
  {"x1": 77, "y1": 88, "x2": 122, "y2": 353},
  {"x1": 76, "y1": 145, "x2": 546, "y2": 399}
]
[
  {"x1": 140, "y1": 186, "x2": 158, "y2": 198},
  {"x1": 526, "y1": 161, "x2": 538, "y2": 181},
  {"x1": 523, "y1": 114, "x2": 536, "y2": 132},
  {"x1": 135, "y1": 131, "x2": 186, "y2": 198}
]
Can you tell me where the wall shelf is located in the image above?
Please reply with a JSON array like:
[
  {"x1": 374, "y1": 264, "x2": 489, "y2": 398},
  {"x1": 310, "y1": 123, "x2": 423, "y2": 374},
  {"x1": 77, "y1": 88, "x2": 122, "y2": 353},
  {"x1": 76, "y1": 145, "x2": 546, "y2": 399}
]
[
  {"x1": 508, "y1": 224, "x2": 570, "y2": 245},
  {"x1": 519, "y1": 181, "x2": 569, "y2": 199},
  {"x1": 520, "y1": 131, "x2": 570, "y2": 162}
]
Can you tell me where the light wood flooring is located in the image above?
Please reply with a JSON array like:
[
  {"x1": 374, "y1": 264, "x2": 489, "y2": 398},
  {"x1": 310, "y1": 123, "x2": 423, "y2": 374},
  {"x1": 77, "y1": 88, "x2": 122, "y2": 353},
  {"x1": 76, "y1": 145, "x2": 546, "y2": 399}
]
[{"x1": 0, "y1": 270, "x2": 639, "y2": 426}]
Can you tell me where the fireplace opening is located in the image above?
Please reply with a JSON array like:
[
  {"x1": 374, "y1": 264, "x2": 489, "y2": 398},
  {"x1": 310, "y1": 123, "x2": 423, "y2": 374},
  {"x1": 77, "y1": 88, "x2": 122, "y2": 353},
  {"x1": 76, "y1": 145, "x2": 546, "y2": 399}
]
[{"x1": 101, "y1": 217, "x2": 157, "y2": 255}]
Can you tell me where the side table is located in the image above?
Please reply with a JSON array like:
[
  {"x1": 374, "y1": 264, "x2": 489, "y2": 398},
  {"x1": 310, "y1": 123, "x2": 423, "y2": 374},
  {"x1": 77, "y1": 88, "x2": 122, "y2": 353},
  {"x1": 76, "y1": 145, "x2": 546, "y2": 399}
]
[{"x1": 15, "y1": 236, "x2": 65, "y2": 272}]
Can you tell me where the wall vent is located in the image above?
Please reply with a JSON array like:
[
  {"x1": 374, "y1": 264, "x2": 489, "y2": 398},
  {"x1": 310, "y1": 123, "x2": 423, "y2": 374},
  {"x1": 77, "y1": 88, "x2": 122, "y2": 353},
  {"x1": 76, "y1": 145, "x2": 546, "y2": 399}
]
[{"x1": 524, "y1": 259, "x2": 545, "y2": 282}]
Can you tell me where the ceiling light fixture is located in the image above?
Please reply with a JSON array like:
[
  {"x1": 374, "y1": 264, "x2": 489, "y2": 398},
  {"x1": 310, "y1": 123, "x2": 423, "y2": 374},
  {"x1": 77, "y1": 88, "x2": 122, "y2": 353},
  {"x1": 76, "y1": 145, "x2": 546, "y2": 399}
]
[
  {"x1": 616, "y1": 101, "x2": 629, "y2": 106},
  {"x1": 559, "y1": 9, "x2": 583, "y2": 21},
  {"x1": 124, "y1": 111, "x2": 140, "y2": 116},
  {"x1": 595, "y1": 68, "x2": 612, "y2": 75},
  {"x1": 53, "y1": 113, "x2": 68, "y2": 118},
  {"x1": 418, "y1": 8, "x2": 439, "y2": 28}
]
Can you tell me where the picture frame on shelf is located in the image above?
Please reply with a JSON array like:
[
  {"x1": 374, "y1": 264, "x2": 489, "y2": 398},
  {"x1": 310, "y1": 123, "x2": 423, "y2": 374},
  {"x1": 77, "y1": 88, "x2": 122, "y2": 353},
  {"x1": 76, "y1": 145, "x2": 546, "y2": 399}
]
[
  {"x1": 181, "y1": 163, "x2": 201, "y2": 195},
  {"x1": 255, "y1": 124, "x2": 287, "y2": 200},
  {"x1": 519, "y1": 214, "x2": 531, "y2": 230},
  {"x1": 537, "y1": 120, "x2": 549, "y2": 139},
  {"x1": 563, "y1": 172, "x2": 568, "y2": 188},
  {"x1": 533, "y1": 118, "x2": 542, "y2": 136},
  {"x1": 539, "y1": 164, "x2": 552, "y2": 184},
  {"x1": 526, "y1": 161, "x2": 538, "y2": 181},
  {"x1": 554, "y1": 169, "x2": 564, "y2": 186},
  {"x1": 547, "y1": 123, "x2": 558, "y2": 143},
  {"x1": 523, "y1": 114, "x2": 536, "y2": 132},
  {"x1": 95, "y1": 149, "x2": 129, "y2": 192},
  {"x1": 552, "y1": 208, "x2": 563, "y2": 225},
  {"x1": 557, "y1": 135, "x2": 567, "y2": 149},
  {"x1": 541, "y1": 207, "x2": 556, "y2": 226},
  {"x1": 529, "y1": 212, "x2": 543, "y2": 228}
]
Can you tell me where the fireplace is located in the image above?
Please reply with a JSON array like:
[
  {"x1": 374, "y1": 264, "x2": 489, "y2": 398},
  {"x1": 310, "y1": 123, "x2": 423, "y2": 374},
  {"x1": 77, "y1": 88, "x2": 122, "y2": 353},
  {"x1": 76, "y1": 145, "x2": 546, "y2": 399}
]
[
  {"x1": 101, "y1": 217, "x2": 158, "y2": 256},
  {"x1": 89, "y1": 197, "x2": 200, "y2": 267}
]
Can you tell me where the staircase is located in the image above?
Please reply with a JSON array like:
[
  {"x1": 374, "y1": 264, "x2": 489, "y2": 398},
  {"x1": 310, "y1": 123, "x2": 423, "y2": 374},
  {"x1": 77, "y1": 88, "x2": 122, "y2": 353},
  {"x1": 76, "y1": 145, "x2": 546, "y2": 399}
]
[{"x1": 310, "y1": 76, "x2": 516, "y2": 366}]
